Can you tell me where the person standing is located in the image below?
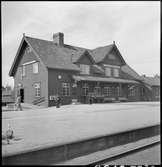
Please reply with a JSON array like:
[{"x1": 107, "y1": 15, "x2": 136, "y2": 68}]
[{"x1": 16, "y1": 95, "x2": 23, "y2": 111}]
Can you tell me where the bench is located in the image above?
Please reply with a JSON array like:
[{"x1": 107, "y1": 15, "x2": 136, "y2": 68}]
[
  {"x1": 104, "y1": 97, "x2": 116, "y2": 102},
  {"x1": 118, "y1": 97, "x2": 128, "y2": 102}
]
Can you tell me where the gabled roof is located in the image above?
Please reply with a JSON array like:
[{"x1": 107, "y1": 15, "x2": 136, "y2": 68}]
[
  {"x1": 121, "y1": 64, "x2": 143, "y2": 81},
  {"x1": 141, "y1": 76, "x2": 160, "y2": 86},
  {"x1": 91, "y1": 44, "x2": 114, "y2": 62},
  {"x1": 25, "y1": 36, "x2": 81, "y2": 71},
  {"x1": 9, "y1": 34, "x2": 141, "y2": 80},
  {"x1": 74, "y1": 50, "x2": 95, "y2": 64}
]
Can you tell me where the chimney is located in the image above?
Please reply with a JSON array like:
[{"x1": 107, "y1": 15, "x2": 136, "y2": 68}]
[
  {"x1": 53, "y1": 32, "x2": 64, "y2": 46},
  {"x1": 142, "y1": 74, "x2": 146, "y2": 77}
]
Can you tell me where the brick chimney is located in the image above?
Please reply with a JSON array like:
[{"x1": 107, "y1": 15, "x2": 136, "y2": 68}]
[{"x1": 53, "y1": 32, "x2": 64, "y2": 46}]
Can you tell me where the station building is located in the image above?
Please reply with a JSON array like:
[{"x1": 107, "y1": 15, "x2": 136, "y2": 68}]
[{"x1": 9, "y1": 32, "x2": 160, "y2": 107}]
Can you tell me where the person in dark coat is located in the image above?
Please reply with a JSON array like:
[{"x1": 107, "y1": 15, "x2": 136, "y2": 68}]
[{"x1": 56, "y1": 95, "x2": 61, "y2": 108}]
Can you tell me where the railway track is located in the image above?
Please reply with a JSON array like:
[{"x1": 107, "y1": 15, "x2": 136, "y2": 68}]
[
  {"x1": 57, "y1": 135, "x2": 160, "y2": 165},
  {"x1": 89, "y1": 140, "x2": 160, "y2": 165}
]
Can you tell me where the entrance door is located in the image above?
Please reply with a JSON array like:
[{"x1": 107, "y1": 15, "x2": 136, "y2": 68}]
[{"x1": 20, "y1": 89, "x2": 24, "y2": 103}]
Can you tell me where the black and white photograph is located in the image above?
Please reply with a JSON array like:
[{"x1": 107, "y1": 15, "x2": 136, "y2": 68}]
[{"x1": 2, "y1": 1, "x2": 160, "y2": 165}]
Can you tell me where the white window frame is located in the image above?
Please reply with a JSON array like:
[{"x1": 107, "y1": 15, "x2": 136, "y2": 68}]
[
  {"x1": 104, "y1": 87, "x2": 111, "y2": 96},
  {"x1": 62, "y1": 83, "x2": 70, "y2": 96},
  {"x1": 33, "y1": 62, "x2": 39, "y2": 74},
  {"x1": 129, "y1": 88, "x2": 135, "y2": 96},
  {"x1": 80, "y1": 64, "x2": 90, "y2": 75},
  {"x1": 34, "y1": 83, "x2": 41, "y2": 97},
  {"x1": 22, "y1": 65, "x2": 25, "y2": 77},
  {"x1": 94, "y1": 86, "x2": 101, "y2": 96},
  {"x1": 105, "y1": 67, "x2": 111, "y2": 77},
  {"x1": 82, "y1": 83, "x2": 89, "y2": 96},
  {"x1": 113, "y1": 68, "x2": 119, "y2": 77}
]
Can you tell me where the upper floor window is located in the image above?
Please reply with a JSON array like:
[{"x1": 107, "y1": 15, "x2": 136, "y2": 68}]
[
  {"x1": 80, "y1": 64, "x2": 90, "y2": 75},
  {"x1": 62, "y1": 83, "x2": 70, "y2": 96},
  {"x1": 22, "y1": 65, "x2": 25, "y2": 77},
  {"x1": 105, "y1": 67, "x2": 111, "y2": 77},
  {"x1": 34, "y1": 83, "x2": 41, "y2": 97},
  {"x1": 26, "y1": 46, "x2": 32, "y2": 54},
  {"x1": 113, "y1": 68, "x2": 119, "y2": 77},
  {"x1": 33, "y1": 62, "x2": 39, "y2": 74}
]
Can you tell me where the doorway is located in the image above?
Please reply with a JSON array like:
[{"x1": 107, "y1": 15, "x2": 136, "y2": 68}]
[{"x1": 20, "y1": 89, "x2": 24, "y2": 103}]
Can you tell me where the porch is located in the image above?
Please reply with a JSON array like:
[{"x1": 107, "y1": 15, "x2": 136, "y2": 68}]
[{"x1": 72, "y1": 75, "x2": 140, "y2": 104}]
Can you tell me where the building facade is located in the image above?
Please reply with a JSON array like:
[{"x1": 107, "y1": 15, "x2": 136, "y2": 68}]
[{"x1": 9, "y1": 32, "x2": 160, "y2": 107}]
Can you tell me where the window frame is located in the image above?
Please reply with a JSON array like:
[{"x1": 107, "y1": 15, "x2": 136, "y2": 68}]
[
  {"x1": 113, "y1": 68, "x2": 119, "y2": 77},
  {"x1": 62, "y1": 82, "x2": 70, "y2": 96},
  {"x1": 22, "y1": 65, "x2": 26, "y2": 77},
  {"x1": 80, "y1": 64, "x2": 90, "y2": 75},
  {"x1": 82, "y1": 83, "x2": 89, "y2": 96},
  {"x1": 105, "y1": 67, "x2": 111, "y2": 77},
  {"x1": 34, "y1": 83, "x2": 41, "y2": 97},
  {"x1": 33, "y1": 62, "x2": 39, "y2": 74},
  {"x1": 104, "y1": 87, "x2": 111, "y2": 96}
]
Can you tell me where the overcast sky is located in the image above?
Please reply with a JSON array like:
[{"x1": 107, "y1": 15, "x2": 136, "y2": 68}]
[{"x1": 2, "y1": 1, "x2": 160, "y2": 87}]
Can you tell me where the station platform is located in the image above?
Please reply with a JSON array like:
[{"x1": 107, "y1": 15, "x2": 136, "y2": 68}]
[{"x1": 2, "y1": 102, "x2": 160, "y2": 164}]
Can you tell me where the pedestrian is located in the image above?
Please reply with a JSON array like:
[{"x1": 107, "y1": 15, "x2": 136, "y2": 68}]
[
  {"x1": 56, "y1": 95, "x2": 61, "y2": 108},
  {"x1": 16, "y1": 95, "x2": 23, "y2": 111},
  {"x1": 89, "y1": 96, "x2": 93, "y2": 104}
]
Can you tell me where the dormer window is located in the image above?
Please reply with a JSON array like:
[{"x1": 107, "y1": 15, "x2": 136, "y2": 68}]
[
  {"x1": 113, "y1": 68, "x2": 119, "y2": 77},
  {"x1": 105, "y1": 67, "x2": 111, "y2": 76},
  {"x1": 80, "y1": 64, "x2": 90, "y2": 75}
]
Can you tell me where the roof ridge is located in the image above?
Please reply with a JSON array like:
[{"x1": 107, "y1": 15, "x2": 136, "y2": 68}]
[
  {"x1": 92, "y1": 44, "x2": 114, "y2": 50},
  {"x1": 25, "y1": 36, "x2": 54, "y2": 43}
]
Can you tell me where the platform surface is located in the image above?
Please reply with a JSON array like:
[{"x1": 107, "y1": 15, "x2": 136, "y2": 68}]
[{"x1": 2, "y1": 102, "x2": 160, "y2": 156}]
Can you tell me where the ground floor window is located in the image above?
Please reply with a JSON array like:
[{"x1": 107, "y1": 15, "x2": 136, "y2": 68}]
[
  {"x1": 62, "y1": 83, "x2": 70, "y2": 96},
  {"x1": 155, "y1": 87, "x2": 160, "y2": 96},
  {"x1": 128, "y1": 86, "x2": 136, "y2": 96},
  {"x1": 82, "y1": 83, "x2": 89, "y2": 96},
  {"x1": 94, "y1": 86, "x2": 101, "y2": 96},
  {"x1": 116, "y1": 86, "x2": 121, "y2": 96},
  {"x1": 104, "y1": 87, "x2": 111, "y2": 96},
  {"x1": 34, "y1": 83, "x2": 41, "y2": 97}
]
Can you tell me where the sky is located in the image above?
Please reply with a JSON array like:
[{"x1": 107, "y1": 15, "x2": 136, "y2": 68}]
[{"x1": 2, "y1": 1, "x2": 160, "y2": 87}]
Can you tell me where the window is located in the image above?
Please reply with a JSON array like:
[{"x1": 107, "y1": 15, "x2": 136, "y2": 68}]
[
  {"x1": 26, "y1": 46, "x2": 32, "y2": 54},
  {"x1": 22, "y1": 65, "x2": 25, "y2": 77},
  {"x1": 128, "y1": 87, "x2": 135, "y2": 96},
  {"x1": 113, "y1": 68, "x2": 119, "y2": 77},
  {"x1": 105, "y1": 67, "x2": 111, "y2": 76},
  {"x1": 116, "y1": 86, "x2": 121, "y2": 96},
  {"x1": 33, "y1": 62, "x2": 39, "y2": 74},
  {"x1": 80, "y1": 64, "x2": 90, "y2": 75},
  {"x1": 155, "y1": 87, "x2": 160, "y2": 96},
  {"x1": 62, "y1": 83, "x2": 70, "y2": 96},
  {"x1": 34, "y1": 83, "x2": 41, "y2": 97},
  {"x1": 94, "y1": 87, "x2": 101, "y2": 96},
  {"x1": 82, "y1": 83, "x2": 89, "y2": 96},
  {"x1": 104, "y1": 87, "x2": 111, "y2": 96}
]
